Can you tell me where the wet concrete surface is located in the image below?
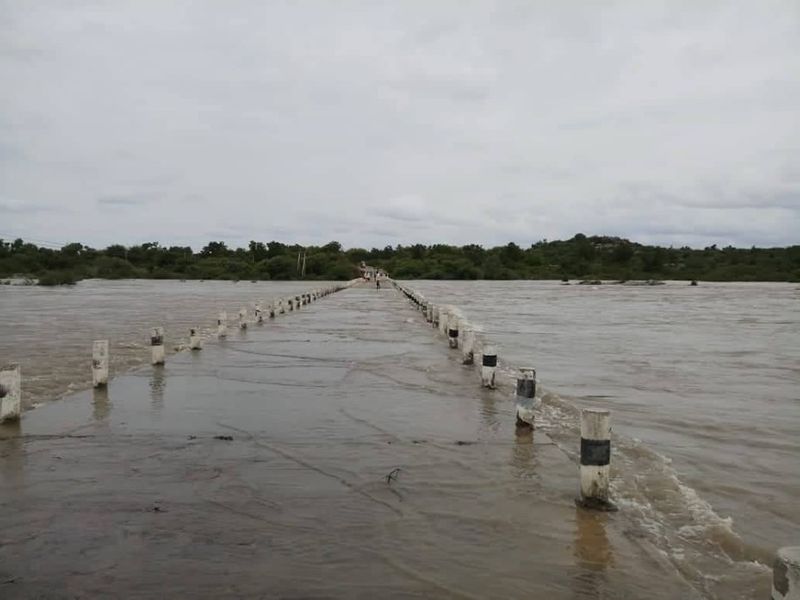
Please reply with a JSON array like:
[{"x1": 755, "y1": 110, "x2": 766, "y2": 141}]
[{"x1": 0, "y1": 285, "x2": 702, "y2": 599}]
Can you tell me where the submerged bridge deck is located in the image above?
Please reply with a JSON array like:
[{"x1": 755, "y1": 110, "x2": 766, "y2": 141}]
[{"x1": 0, "y1": 284, "x2": 701, "y2": 598}]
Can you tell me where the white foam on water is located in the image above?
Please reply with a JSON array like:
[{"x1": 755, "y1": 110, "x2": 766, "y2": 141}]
[
  {"x1": 400, "y1": 282, "x2": 783, "y2": 599},
  {"x1": 518, "y1": 386, "x2": 767, "y2": 598},
  {"x1": 675, "y1": 481, "x2": 735, "y2": 540}
]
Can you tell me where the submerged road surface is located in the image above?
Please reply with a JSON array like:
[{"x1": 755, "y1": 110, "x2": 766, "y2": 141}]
[{"x1": 0, "y1": 285, "x2": 702, "y2": 599}]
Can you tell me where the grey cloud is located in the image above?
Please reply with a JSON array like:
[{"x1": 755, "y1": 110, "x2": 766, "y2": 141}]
[
  {"x1": 0, "y1": 199, "x2": 49, "y2": 214},
  {"x1": 96, "y1": 195, "x2": 149, "y2": 207},
  {"x1": 1, "y1": 1, "x2": 799, "y2": 249}
]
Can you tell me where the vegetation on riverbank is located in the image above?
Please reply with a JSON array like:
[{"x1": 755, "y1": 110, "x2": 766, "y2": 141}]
[{"x1": 1, "y1": 235, "x2": 797, "y2": 285}]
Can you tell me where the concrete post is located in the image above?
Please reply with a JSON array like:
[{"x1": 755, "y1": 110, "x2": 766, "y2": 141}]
[
  {"x1": 217, "y1": 311, "x2": 228, "y2": 338},
  {"x1": 773, "y1": 547, "x2": 800, "y2": 600},
  {"x1": 426, "y1": 303, "x2": 433, "y2": 323},
  {"x1": 461, "y1": 324, "x2": 475, "y2": 365},
  {"x1": 515, "y1": 368, "x2": 537, "y2": 428},
  {"x1": 481, "y1": 345, "x2": 497, "y2": 388},
  {"x1": 189, "y1": 327, "x2": 202, "y2": 350},
  {"x1": 439, "y1": 307, "x2": 449, "y2": 335},
  {"x1": 92, "y1": 340, "x2": 109, "y2": 387},
  {"x1": 578, "y1": 409, "x2": 615, "y2": 510},
  {"x1": 255, "y1": 303, "x2": 263, "y2": 324},
  {"x1": 0, "y1": 364, "x2": 22, "y2": 422},
  {"x1": 432, "y1": 305, "x2": 440, "y2": 328},
  {"x1": 295, "y1": 295, "x2": 302, "y2": 310},
  {"x1": 269, "y1": 300, "x2": 276, "y2": 319},
  {"x1": 239, "y1": 307, "x2": 248, "y2": 330},
  {"x1": 150, "y1": 327, "x2": 165, "y2": 365},
  {"x1": 288, "y1": 298, "x2": 294, "y2": 311},
  {"x1": 448, "y1": 317, "x2": 460, "y2": 349}
]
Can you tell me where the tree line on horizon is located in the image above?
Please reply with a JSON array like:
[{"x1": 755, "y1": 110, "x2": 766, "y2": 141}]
[{"x1": 0, "y1": 235, "x2": 798, "y2": 285}]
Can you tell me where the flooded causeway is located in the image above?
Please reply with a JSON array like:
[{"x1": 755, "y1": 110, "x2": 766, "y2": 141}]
[{"x1": 1, "y1": 280, "x2": 797, "y2": 598}]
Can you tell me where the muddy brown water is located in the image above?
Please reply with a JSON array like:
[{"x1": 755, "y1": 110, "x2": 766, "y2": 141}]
[
  {"x1": 405, "y1": 279, "x2": 800, "y2": 598},
  {"x1": 0, "y1": 279, "x2": 797, "y2": 598},
  {"x1": 0, "y1": 280, "x2": 318, "y2": 410}
]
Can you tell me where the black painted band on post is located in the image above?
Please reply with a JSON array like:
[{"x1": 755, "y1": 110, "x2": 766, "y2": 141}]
[
  {"x1": 580, "y1": 439, "x2": 611, "y2": 466},
  {"x1": 516, "y1": 378, "x2": 535, "y2": 398},
  {"x1": 482, "y1": 354, "x2": 497, "y2": 367},
  {"x1": 448, "y1": 329, "x2": 459, "y2": 338}
]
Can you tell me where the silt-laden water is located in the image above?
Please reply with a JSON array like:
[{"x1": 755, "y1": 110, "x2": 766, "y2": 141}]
[{"x1": 0, "y1": 279, "x2": 797, "y2": 598}]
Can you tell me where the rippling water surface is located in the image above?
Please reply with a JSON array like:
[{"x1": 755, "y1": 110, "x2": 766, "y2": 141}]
[
  {"x1": 0, "y1": 279, "x2": 797, "y2": 598},
  {"x1": 0, "y1": 279, "x2": 317, "y2": 408},
  {"x1": 406, "y1": 279, "x2": 799, "y2": 598}
]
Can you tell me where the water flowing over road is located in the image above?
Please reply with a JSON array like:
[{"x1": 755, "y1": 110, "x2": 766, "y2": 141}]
[{"x1": 1, "y1": 279, "x2": 796, "y2": 598}]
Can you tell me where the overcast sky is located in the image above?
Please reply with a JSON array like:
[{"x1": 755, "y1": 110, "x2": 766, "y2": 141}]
[{"x1": 1, "y1": 1, "x2": 798, "y2": 250}]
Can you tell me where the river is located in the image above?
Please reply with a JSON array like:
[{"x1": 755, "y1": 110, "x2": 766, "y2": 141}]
[
  {"x1": 405, "y1": 279, "x2": 799, "y2": 598},
  {"x1": 0, "y1": 278, "x2": 797, "y2": 598}
]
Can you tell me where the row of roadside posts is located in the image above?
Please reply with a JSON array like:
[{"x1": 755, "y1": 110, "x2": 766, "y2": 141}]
[
  {"x1": 0, "y1": 284, "x2": 351, "y2": 425},
  {"x1": 388, "y1": 279, "x2": 613, "y2": 512},
  {"x1": 389, "y1": 279, "x2": 800, "y2": 600},
  {"x1": 2, "y1": 277, "x2": 797, "y2": 598}
]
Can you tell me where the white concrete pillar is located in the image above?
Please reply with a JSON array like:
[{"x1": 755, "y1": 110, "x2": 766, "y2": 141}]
[
  {"x1": 239, "y1": 307, "x2": 248, "y2": 330},
  {"x1": 426, "y1": 303, "x2": 433, "y2": 323},
  {"x1": 217, "y1": 311, "x2": 228, "y2": 338},
  {"x1": 0, "y1": 364, "x2": 22, "y2": 422},
  {"x1": 773, "y1": 547, "x2": 800, "y2": 600},
  {"x1": 439, "y1": 307, "x2": 449, "y2": 334},
  {"x1": 150, "y1": 327, "x2": 165, "y2": 365},
  {"x1": 295, "y1": 295, "x2": 302, "y2": 309},
  {"x1": 255, "y1": 303, "x2": 263, "y2": 324},
  {"x1": 432, "y1": 305, "x2": 439, "y2": 328},
  {"x1": 481, "y1": 345, "x2": 497, "y2": 388},
  {"x1": 189, "y1": 327, "x2": 202, "y2": 350},
  {"x1": 579, "y1": 409, "x2": 614, "y2": 510},
  {"x1": 92, "y1": 340, "x2": 109, "y2": 387},
  {"x1": 461, "y1": 324, "x2": 475, "y2": 365},
  {"x1": 515, "y1": 367, "x2": 537, "y2": 428},
  {"x1": 278, "y1": 299, "x2": 285, "y2": 315},
  {"x1": 448, "y1": 317, "x2": 460, "y2": 349}
]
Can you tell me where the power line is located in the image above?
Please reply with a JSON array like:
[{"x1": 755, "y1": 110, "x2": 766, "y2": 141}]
[{"x1": 0, "y1": 232, "x2": 70, "y2": 249}]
